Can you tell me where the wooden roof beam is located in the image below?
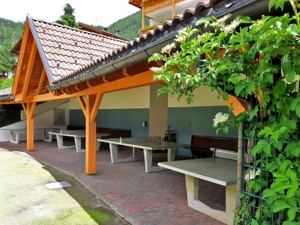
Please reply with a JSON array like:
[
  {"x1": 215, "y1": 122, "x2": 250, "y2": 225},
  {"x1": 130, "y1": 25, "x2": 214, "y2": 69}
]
[
  {"x1": 20, "y1": 43, "x2": 37, "y2": 100},
  {"x1": 36, "y1": 70, "x2": 47, "y2": 95},
  {"x1": 33, "y1": 70, "x2": 161, "y2": 102}
]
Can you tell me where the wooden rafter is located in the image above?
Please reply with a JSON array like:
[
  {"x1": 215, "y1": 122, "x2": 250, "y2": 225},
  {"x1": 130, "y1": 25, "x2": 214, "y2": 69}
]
[
  {"x1": 77, "y1": 96, "x2": 87, "y2": 118},
  {"x1": 122, "y1": 68, "x2": 130, "y2": 77},
  {"x1": 33, "y1": 70, "x2": 160, "y2": 102},
  {"x1": 36, "y1": 70, "x2": 46, "y2": 95},
  {"x1": 90, "y1": 93, "x2": 103, "y2": 122},
  {"x1": 77, "y1": 93, "x2": 103, "y2": 122},
  {"x1": 22, "y1": 102, "x2": 35, "y2": 119},
  {"x1": 21, "y1": 43, "x2": 37, "y2": 100}
]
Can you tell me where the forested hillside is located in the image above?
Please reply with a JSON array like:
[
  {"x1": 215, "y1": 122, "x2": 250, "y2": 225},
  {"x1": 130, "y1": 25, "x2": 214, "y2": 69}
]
[
  {"x1": 0, "y1": 10, "x2": 141, "y2": 46},
  {"x1": 0, "y1": 18, "x2": 24, "y2": 45},
  {"x1": 0, "y1": 18, "x2": 24, "y2": 76},
  {"x1": 105, "y1": 11, "x2": 142, "y2": 40}
]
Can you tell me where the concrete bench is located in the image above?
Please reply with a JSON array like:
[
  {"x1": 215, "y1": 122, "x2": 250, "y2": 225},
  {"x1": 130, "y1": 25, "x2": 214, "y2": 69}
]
[
  {"x1": 186, "y1": 135, "x2": 238, "y2": 158},
  {"x1": 49, "y1": 130, "x2": 109, "y2": 153},
  {"x1": 3, "y1": 128, "x2": 59, "y2": 144},
  {"x1": 158, "y1": 148, "x2": 238, "y2": 225}
]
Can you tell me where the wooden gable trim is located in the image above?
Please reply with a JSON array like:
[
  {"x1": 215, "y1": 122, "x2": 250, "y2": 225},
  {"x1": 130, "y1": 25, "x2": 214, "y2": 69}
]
[
  {"x1": 21, "y1": 44, "x2": 37, "y2": 100},
  {"x1": 12, "y1": 21, "x2": 30, "y2": 95}
]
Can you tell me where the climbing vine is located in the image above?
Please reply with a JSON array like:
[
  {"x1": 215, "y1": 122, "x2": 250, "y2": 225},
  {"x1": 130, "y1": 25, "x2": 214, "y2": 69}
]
[{"x1": 149, "y1": 0, "x2": 300, "y2": 224}]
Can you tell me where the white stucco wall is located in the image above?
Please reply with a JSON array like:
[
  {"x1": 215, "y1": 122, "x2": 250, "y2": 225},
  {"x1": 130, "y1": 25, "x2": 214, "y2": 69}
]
[
  {"x1": 168, "y1": 86, "x2": 225, "y2": 107},
  {"x1": 0, "y1": 99, "x2": 70, "y2": 142},
  {"x1": 68, "y1": 85, "x2": 224, "y2": 110},
  {"x1": 69, "y1": 86, "x2": 150, "y2": 110}
]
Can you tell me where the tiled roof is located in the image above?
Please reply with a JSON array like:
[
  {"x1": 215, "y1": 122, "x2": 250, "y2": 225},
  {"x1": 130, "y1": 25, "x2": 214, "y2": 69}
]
[
  {"x1": 30, "y1": 18, "x2": 128, "y2": 83},
  {"x1": 0, "y1": 87, "x2": 13, "y2": 100},
  {"x1": 52, "y1": 0, "x2": 223, "y2": 85}
]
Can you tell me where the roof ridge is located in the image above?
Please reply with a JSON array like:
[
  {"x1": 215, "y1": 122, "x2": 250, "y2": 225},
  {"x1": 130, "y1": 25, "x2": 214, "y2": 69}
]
[{"x1": 30, "y1": 16, "x2": 128, "y2": 44}]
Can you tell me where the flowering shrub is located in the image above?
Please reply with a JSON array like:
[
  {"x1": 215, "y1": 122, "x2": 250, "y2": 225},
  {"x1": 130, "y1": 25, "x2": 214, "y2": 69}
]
[
  {"x1": 149, "y1": 0, "x2": 300, "y2": 224},
  {"x1": 213, "y1": 112, "x2": 230, "y2": 134}
]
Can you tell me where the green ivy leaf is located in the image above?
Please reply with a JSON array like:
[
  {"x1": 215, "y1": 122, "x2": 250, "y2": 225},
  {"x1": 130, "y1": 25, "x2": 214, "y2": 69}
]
[
  {"x1": 287, "y1": 207, "x2": 296, "y2": 221},
  {"x1": 290, "y1": 97, "x2": 300, "y2": 117},
  {"x1": 252, "y1": 140, "x2": 269, "y2": 157},
  {"x1": 251, "y1": 219, "x2": 259, "y2": 225},
  {"x1": 273, "y1": 200, "x2": 291, "y2": 212},
  {"x1": 280, "y1": 160, "x2": 292, "y2": 173},
  {"x1": 285, "y1": 142, "x2": 300, "y2": 158},
  {"x1": 263, "y1": 189, "x2": 276, "y2": 198},
  {"x1": 234, "y1": 83, "x2": 246, "y2": 97},
  {"x1": 258, "y1": 127, "x2": 272, "y2": 137},
  {"x1": 269, "y1": 0, "x2": 285, "y2": 11},
  {"x1": 273, "y1": 80, "x2": 286, "y2": 99},
  {"x1": 248, "y1": 106, "x2": 259, "y2": 120},
  {"x1": 286, "y1": 187, "x2": 297, "y2": 198},
  {"x1": 228, "y1": 74, "x2": 240, "y2": 85}
]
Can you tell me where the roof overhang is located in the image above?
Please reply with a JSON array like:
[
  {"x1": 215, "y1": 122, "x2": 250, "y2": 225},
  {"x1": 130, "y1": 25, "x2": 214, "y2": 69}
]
[{"x1": 48, "y1": 0, "x2": 270, "y2": 92}]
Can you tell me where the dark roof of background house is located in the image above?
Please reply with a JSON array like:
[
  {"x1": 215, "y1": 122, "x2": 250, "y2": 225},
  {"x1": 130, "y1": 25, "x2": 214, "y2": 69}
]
[
  {"x1": 0, "y1": 87, "x2": 13, "y2": 100},
  {"x1": 78, "y1": 22, "x2": 127, "y2": 41}
]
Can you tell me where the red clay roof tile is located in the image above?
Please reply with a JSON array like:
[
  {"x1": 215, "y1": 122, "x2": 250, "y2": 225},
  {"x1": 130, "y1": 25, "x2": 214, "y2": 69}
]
[{"x1": 31, "y1": 18, "x2": 128, "y2": 83}]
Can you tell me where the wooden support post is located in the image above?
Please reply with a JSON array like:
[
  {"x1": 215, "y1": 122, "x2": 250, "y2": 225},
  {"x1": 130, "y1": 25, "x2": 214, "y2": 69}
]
[
  {"x1": 77, "y1": 93, "x2": 103, "y2": 174},
  {"x1": 22, "y1": 102, "x2": 36, "y2": 151},
  {"x1": 172, "y1": 0, "x2": 176, "y2": 18},
  {"x1": 141, "y1": 7, "x2": 145, "y2": 31}
]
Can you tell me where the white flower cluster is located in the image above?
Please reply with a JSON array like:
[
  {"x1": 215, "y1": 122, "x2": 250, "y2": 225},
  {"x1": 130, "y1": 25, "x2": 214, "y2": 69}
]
[
  {"x1": 221, "y1": 19, "x2": 241, "y2": 34},
  {"x1": 213, "y1": 112, "x2": 229, "y2": 127},
  {"x1": 161, "y1": 42, "x2": 176, "y2": 54},
  {"x1": 175, "y1": 28, "x2": 188, "y2": 43},
  {"x1": 244, "y1": 169, "x2": 261, "y2": 181},
  {"x1": 211, "y1": 13, "x2": 232, "y2": 28},
  {"x1": 150, "y1": 66, "x2": 164, "y2": 73}
]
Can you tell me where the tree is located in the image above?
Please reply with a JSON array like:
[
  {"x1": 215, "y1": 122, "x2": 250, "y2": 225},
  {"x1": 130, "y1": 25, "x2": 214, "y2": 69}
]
[
  {"x1": 56, "y1": 3, "x2": 79, "y2": 28},
  {"x1": 149, "y1": 0, "x2": 300, "y2": 224},
  {"x1": 0, "y1": 40, "x2": 15, "y2": 74}
]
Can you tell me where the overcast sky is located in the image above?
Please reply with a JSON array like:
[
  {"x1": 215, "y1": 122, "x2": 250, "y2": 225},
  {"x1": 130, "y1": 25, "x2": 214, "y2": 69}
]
[{"x1": 0, "y1": 0, "x2": 140, "y2": 27}]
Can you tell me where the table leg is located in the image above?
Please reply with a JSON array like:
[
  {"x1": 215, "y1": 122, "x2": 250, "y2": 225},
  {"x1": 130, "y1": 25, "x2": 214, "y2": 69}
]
[
  {"x1": 42, "y1": 130, "x2": 52, "y2": 142},
  {"x1": 143, "y1": 149, "x2": 166, "y2": 173},
  {"x1": 56, "y1": 135, "x2": 75, "y2": 149},
  {"x1": 74, "y1": 137, "x2": 85, "y2": 153},
  {"x1": 167, "y1": 148, "x2": 175, "y2": 161},
  {"x1": 97, "y1": 141, "x2": 101, "y2": 151},
  {"x1": 9, "y1": 131, "x2": 20, "y2": 144},
  {"x1": 109, "y1": 143, "x2": 137, "y2": 164},
  {"x1": 185, "y1": 175, "x2": 236, "y2": 225},
  {"x1": 110, "y1": 143, "x2": 118, "y2": 163}
]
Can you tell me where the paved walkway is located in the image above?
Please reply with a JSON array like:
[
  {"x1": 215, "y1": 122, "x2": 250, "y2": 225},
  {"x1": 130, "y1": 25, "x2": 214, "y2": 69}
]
[{"x1": 0, "y1": 140, "x2": 226, "y2": 225}]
